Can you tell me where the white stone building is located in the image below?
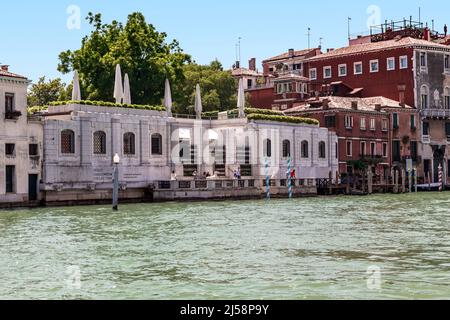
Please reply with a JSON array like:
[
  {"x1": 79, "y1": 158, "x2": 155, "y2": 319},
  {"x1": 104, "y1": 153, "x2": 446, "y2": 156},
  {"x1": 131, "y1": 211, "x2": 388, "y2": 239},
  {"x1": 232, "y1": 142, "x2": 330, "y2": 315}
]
[
  {"x1": 0, "y1": 66, "x2": 43, "y2": 206},
  {"x1": 40, "y1": 102, "x2": 338, "y2": 205}
]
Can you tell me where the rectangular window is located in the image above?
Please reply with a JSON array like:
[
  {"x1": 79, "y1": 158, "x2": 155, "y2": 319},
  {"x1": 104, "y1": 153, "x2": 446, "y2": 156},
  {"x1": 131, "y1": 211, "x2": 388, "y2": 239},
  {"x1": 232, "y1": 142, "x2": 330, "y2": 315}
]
[
  {"x1": 5, "y1": 165, "x2": 15, "y2": 193},
  {"x1": 5, "y1": 143, "x2": 15, "y2": 156},
  {"x1": 382, "y1": 119, "x2": 388, "y2": 131},
  {"x1": 29, "y1": 144, "x2": 39, "y2": 156},
  {"x1": 400, "y1": 56, "x2": 408, "y2": 69},
  {"x1": 370, "y1": 142, "x2": 376, "y2": 157},
  {"x1": 392, "y1": 141, "x2": 401, "y2": 162},
  {"x1": 423, "y1": 122, "x2": 430, "y2": 136},
  {"x1": 387, "y1": 57, "x2": 396, "y2": 71},
  {"x1": 5, "y1": 93, "x2": 15, "y2": 112},
  {"x1": 370, "y1": 60, "x2": 379, "y2": 73},
  {"x1": 247, "y1": 79, "x2": 253, "y2": 88},
  {"x1": 360, "y1": 117, "x2": 366, "y2": 130},
  {"x1": 346, "y1": 141, "x2": 352, "y2": 157},
  {"x1": 345, "y1": 115, "x2": 353, "y2": 129},
  {"x1": 360, "y1": 141, "x2": 366, "y2": 157},
  {"x1": 370, "y1": 118, "x2": 376, "y2": 131},
  {"x1": 309, "y1": 68, "x2": 317, "y2": 80},
  {"x1": 382, "y1": 142, "x2": 388, "y2": 158},
  {"x1": 354, "y1": 62, "x2": 363, "y2": 75},
  {"x1": 338, "y1": 64, "x2": 347, "y2": 77},
  {"x1": 445, "y1": 122, "x2": 450, "y2": 139},
  {"x1": 410, "y1": 115, "x2": 416, "y2": 129},
  {"x1": 420, "y1": 52, "x2": 427, "y2": 67},
  {"x1": 323, "y1": 66, "x2": 332, "y2": 79},
  {"x1": 325, "y1": 115, "x2": 336, "y2": 128},
  {"x1": 424, "y1": 159, "x2": 431, "y2": 176},
  {"x1": 410, "y1": 141, "x2": 418, "y2": 161},
  {"x1": 393, "y1": 113, "x2": 399, "y2": 129},
  {"x1": 445, "y1": 55, "x2": 450, "y2": 70}
]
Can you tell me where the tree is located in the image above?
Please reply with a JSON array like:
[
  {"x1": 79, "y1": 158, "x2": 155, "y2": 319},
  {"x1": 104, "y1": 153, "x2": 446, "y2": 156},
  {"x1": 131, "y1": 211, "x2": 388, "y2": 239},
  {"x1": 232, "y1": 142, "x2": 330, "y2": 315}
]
[
  {"x1": 27, "y1": 77, "x2": 70, "y2": 107},
  {"x1": 173, "y1": 60, "x2": 238, "y2": 114},
  {"x1": 58, "y1": 12, "x2": 191, "y2": 105}
]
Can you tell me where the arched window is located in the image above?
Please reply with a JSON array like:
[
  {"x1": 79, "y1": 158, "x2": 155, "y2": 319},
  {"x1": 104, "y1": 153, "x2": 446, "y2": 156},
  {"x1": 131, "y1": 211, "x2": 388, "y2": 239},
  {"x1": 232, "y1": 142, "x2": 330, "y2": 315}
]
[
  {"x1": 263, "y1": 139, "x2": 272, "y2": 158},
  {"x1": 301, "y1": 141, "x2": 309, "y2": 158},
  {"x1": 61, "y1": 130, "x2": 75, "y2": 154},
  {"x1": 444, "y1": 87, "x2": 450, "y2": 109},
  {"x1": 123, "y1": 132, "x2": 135, "y2": 155},
  {"x1": 421, "y1": 85, "x2": 429, "y2": 109},
  {"x1": 282, "y1": 140, "x2": 291, "y2": 158},
  {"x1": 151, "y1": 133, "x2": 163, "y2": 155},
  {"x1": 319, "y1": 141, "x2": 326, "y2": 159},
  {"x1": 93, "y1": 131, "x2": 106, "y2": 154}
]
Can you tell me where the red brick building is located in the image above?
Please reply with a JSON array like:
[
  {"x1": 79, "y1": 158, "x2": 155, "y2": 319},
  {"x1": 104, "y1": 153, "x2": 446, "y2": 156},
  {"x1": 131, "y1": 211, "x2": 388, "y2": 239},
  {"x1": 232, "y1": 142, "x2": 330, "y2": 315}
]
[
  {"x1": 247, "y1": 48, "x2": 321, "y2": 109},
  {"x1": 285, "y1": 96, "x2": 419, "y2": 178}
]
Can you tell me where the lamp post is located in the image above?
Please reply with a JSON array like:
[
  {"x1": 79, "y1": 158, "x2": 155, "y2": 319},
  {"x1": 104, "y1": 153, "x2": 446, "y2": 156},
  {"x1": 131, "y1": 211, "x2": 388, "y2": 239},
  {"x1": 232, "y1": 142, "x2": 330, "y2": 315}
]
[{"x1": 113, "y1": 153, "x2": 120, "y2": 210}]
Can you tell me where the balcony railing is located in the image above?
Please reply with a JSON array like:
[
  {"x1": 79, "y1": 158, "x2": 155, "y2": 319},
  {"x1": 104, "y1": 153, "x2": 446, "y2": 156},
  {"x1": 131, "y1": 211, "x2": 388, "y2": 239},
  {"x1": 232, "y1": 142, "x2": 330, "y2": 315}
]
[
  {"x1": 421, "y1": 108, "x2": 450, "y2": 119},
  {"x1": 5, "y1": 110, "x2": 22, "y2": 120}
]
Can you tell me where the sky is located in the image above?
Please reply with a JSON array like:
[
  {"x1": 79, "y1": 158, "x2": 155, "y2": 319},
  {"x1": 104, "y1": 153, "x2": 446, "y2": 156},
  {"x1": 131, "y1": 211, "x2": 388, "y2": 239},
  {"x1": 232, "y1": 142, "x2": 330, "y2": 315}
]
[{"x1": 1, "y1": 0, "x2": 449, "y2": 84}]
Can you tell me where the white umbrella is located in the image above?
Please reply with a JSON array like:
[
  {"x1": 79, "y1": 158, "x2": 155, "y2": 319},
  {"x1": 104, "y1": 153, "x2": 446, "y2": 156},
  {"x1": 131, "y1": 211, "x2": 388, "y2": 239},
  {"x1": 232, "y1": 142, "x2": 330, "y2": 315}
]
[
  {"x1": 194, "y1": 84, "x2": 203, "y2": 119},
  {"x1": 71, "y1": 70, "x2": 81, "y2": 101},
  {"x1": 237, "y1": 78, "x2": 246, "y2": 118},
  {"x1": 123, "y1": 73, "x2": 131, "y2": 104},
  {"x1": 113, "y1": 64, "x2": 123, "y2": 104},
  {"x1": 164, "y1": 78, "x2": 173, "y2": 116}
]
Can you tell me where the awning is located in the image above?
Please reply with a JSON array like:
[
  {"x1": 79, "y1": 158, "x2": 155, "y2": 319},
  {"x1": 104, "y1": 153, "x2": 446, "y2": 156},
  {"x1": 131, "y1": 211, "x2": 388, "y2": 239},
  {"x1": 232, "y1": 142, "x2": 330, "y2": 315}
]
[{"x1": 349, "y1": 88, "x2": 364, "y2": 95}]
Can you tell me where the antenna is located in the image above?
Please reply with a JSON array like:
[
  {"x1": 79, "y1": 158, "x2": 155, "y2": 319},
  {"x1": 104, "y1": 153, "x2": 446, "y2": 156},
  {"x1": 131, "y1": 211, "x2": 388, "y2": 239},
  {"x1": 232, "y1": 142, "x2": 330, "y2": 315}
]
[
  {"x1": 348, "y1": 17, "x2": 352, "y2": 42},
  {"x1": 238, "y1": 37, "x2": 242, "y2": 63},
  {"x1": 419, "y1": 7, "x2": 421, "y2": 26},
  {"x1": 307, "y1": 27, "x2": 311, "y2": 49},
  {"x1": 319, "y1": 37, "x2": 323, "y2": 49}
]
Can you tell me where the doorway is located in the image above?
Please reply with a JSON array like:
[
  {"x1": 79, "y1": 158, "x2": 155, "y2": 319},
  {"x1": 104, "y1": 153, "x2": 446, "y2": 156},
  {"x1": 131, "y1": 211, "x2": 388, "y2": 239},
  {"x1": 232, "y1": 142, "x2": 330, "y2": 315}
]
[{"x1": 28, "y1": 174, "x2": 38, "y2": 201}]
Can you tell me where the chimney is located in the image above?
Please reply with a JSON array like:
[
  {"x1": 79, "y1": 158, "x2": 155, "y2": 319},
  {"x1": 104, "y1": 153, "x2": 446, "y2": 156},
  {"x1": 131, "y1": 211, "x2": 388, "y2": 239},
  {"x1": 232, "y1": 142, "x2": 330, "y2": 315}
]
[
  {"x1": 1, "y1": 65, "x2": 9, "y2": 72},
  {"x1": 249, "y1": 58, "x2": 256, "y2": 71},
  {"x1": 424, "y1": 27, "x2": 431, "y2": 41},
  {"x1": 235, "y1": 61, "x2": 240, "y2": 69},
  {"x1": 351, "y1": 101, "x2": 358, "y2": 110},
  {"x1": 288, "y1": 49, "x2": 295, "y2": 57}
]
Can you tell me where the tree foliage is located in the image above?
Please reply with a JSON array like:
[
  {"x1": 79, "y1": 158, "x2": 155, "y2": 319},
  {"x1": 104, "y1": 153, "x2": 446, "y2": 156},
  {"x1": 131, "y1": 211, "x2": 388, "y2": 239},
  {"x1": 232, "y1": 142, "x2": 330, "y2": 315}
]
[
  {"x1": 172, "y1": 60, "x2": 238, "y2": 114},
  {"x1": 58, "y1": 12, "x2": 191, "y2": 105},
  {"x1": 27, "y1": 77, "x2": 70, "y2": 107}
]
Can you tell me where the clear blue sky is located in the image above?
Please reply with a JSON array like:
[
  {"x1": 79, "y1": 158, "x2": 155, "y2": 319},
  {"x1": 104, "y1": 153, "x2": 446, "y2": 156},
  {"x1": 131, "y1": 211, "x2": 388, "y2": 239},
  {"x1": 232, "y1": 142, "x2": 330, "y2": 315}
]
[{"x1": 1, "y1": 0, "x2": 448, "y2": 84}]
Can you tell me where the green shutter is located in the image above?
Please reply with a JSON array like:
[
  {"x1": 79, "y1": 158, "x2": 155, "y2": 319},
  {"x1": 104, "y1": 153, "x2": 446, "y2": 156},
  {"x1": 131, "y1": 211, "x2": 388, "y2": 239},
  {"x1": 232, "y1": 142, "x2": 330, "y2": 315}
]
[{"x1": 393, "y1": 113, "x2": 399, "y2": 129}]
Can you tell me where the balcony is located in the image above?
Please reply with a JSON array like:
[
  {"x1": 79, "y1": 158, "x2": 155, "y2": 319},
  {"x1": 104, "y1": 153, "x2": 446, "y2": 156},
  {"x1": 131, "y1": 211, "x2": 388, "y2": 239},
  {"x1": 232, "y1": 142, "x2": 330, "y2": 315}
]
[
  {"x1": 5, "y1": 110, "x2": 22, "y2": 120},
  {"x1": 421, "y1": 108, "x2": 450, "y2": 119}
]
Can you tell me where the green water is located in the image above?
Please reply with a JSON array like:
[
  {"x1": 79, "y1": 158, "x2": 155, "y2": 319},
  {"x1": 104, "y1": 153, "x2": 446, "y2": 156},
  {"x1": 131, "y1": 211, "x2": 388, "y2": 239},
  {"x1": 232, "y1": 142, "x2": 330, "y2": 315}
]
[{"x1": 0, "y1": 193, "x2": 449, "y2": 300}]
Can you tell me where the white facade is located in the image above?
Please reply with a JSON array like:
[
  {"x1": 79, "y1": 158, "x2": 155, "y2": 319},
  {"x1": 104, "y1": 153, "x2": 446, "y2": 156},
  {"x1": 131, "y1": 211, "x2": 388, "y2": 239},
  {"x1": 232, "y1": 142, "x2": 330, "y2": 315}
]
[
  {"x1": 0, "y1": 71, "x2": 43, "y2": 206},
  {"x1": 41, "y1": 103, "x2": 338, "y2": 204}
]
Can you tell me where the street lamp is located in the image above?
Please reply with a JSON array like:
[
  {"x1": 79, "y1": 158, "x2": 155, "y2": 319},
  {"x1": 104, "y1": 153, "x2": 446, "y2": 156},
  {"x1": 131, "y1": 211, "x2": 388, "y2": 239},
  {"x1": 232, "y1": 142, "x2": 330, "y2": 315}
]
[{"x1": 113, "y1": 153, "x2": 120, "y2": 210}]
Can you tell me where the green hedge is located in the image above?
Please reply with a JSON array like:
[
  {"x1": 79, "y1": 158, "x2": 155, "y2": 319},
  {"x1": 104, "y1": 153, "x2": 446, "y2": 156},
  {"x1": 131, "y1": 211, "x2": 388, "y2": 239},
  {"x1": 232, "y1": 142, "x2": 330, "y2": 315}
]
[
  {"x1": 47, "y1": 100, "x2": 166, "y2": 111},
  {"x1": 202, "y1": 107, "x2": 283, "y2": 118},
  {"x1": 247, "y1": 113, "x2": 319, "y2": 125},
  {"x1": 27, "y1": 106, "x2": 48, "y2": 114}
]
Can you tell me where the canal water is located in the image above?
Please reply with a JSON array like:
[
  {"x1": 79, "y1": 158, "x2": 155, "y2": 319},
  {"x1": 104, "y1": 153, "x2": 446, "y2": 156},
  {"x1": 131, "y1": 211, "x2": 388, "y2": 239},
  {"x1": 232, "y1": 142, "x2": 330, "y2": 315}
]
[{"x1": 0, "y1": 193, "x2": 449, "y2": 300}]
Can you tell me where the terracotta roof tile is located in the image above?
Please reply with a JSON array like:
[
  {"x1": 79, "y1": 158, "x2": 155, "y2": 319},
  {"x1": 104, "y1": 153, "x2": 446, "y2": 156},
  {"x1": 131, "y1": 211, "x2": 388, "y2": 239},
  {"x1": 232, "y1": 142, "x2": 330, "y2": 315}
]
[
  {"x1": 306, "y1": 37, "x2": 450, "y2": 61},
  {"x1": 285, "y1": 96, "x2": 413, "y2": 113},
  {"x1": 0, "y1": 69, "x2": 27, "y2": 79},
  {"x1": 263, "y1": 48, "x2": 319, "y2": 63}
]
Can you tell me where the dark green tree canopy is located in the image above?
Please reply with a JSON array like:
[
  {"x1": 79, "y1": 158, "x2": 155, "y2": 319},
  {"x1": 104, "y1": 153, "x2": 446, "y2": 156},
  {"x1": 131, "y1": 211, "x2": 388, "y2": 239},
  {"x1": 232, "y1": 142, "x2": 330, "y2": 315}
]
[{"x1": 58, "y1": 12, "x2": 191, "y2": 105}]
